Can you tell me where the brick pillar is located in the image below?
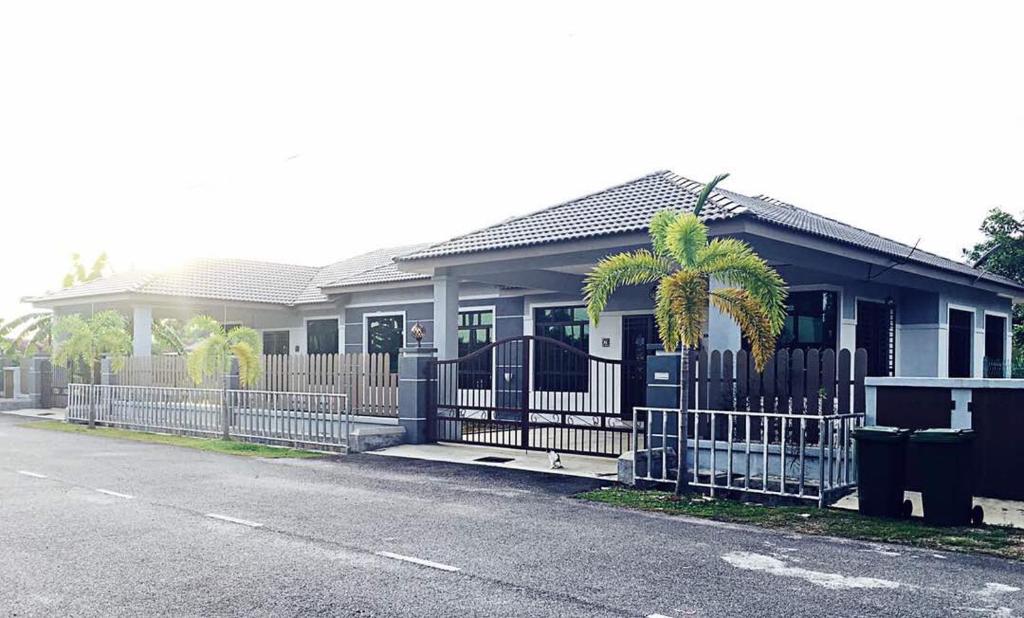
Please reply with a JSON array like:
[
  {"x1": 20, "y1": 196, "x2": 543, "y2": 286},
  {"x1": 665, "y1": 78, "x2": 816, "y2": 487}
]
[{"x1": 398, "y1": 346, "x2": 436, "y2": 444}]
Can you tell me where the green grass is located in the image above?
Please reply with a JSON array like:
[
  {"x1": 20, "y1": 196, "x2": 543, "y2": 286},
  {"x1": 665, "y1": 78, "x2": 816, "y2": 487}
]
[
  {"x1": 577, "y1": 487, "x2": 1024, "y2": 561},
  {"x1": 24, "y1": 420, "x2": 327, "y2": 459}
]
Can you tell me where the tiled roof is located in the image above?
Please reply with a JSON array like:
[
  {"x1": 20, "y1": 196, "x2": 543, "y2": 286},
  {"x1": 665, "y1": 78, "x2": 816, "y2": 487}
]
[
  {"x1": 399, "y1": 170, "x2": 1022, "y2": 291},
  {"x1": 296, "y1": 244, "x2": 432, "y2": 301},
  {"x1": 29, "y1": 245, "x2": 432, "y2": 307},
  {"x1": 399, "y1": 172, "x2": 745, "y2": 260}
]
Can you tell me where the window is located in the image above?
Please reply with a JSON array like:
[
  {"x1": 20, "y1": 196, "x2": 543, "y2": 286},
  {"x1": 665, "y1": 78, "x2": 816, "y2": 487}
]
[
  {"x1": 366, "y1": 314, "x2": 404, "y2": 373},
  {"x1": 948, "y1": 308, "x2": 973, "y2": 378},
  {"x1": 534, "y1": 306, "x2": 589, "y2": 392},
  {"x1": 458, "y1": 310, "x2": 493, "y2": 389},
  {"x1": 306, "y1": 319, "x2": 339, "y2": 355},
  {"x1": 984, "y1": 314, "x2": 1007, "y2": 378},
  {"x1": 777, "y1": 291, "x2": 839, "y2": 354},
  {"x1": 262, "y1": 330, "x2": 290, "y2": 355}
]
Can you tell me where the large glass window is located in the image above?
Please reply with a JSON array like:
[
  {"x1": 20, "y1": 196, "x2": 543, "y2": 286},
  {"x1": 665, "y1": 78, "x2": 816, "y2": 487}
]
[
  {"x1": 306, "y1": 319, "x2": 339, "y2": 355},
  {"x1": 367, "y1": 314, "x2": 404, "y2": 373},
  {"x1": 777, "y1": 291, "x2": 839, "y2": 354},
  {"x1": 534, "y1": 306, "x2": 589, "y2": 392},
  {"x1": 458, "y1": 310, "x2": 493, "y2": 389},
  {"x1": 262, "y1": 330, "x2": 290, "y2": 355}
]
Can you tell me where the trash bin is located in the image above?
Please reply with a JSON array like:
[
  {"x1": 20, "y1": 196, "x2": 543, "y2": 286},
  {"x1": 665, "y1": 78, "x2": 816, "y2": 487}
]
[
  {"x1": 909, "y1": 428, "x2": 977, "y2": 526},
  {"x1": 852, "y1": 426, "x2": 912, "y2": 518}
]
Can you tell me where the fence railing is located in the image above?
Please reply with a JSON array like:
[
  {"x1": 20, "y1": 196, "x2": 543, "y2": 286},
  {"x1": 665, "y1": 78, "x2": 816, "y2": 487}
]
[
  {"x1": 102, "y1": 353, "x2": 398, "y2": 417},
  {"x1": 67, "y1": 383, "x2": 351, "y2": 452},
  {"x1": 632, "y1": 406, "x2": 862, "y2": 506}
]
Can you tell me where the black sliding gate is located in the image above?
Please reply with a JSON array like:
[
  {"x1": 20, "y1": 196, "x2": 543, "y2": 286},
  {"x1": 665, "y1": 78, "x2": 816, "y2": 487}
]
[{"x1": 429, "y1": 335, "x2": 637, "y2": 457}]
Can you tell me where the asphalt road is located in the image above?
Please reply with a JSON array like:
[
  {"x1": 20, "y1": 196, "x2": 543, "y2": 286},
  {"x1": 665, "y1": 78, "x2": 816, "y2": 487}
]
[{"x1": 1, "y1": 415, "x2": 1022, "y2": 617}]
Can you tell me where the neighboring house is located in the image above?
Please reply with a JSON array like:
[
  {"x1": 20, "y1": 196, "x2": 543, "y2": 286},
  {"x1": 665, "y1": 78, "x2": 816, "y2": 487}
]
[{"x1": 28, "y1": 171, "x2": 1024, "y2": 396}]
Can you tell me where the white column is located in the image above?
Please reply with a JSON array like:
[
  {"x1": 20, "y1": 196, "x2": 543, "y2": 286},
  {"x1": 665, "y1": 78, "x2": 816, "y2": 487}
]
[
  {"x1": 973, "y1": 316, "x2": 985, "y2": 378},
  {"x1": 132, "y1": 306, "x2": 153, "y2": 357},
  {"x1": 432, "y1": 274, "x2": 460, "y2": 360},
  {"x1": 706, "y1": 277, "x2": 741, "y2": 352}
]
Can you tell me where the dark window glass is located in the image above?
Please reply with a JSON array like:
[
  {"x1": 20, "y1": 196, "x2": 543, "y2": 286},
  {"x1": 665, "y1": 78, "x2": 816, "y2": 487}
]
[
  {"x1": 774, "y1": 291, "x2": 838, "y2": 354},
  {"x1": 534, "y1": 306, "x2": 589, "y2": 392},
  {"x1": 949, "y1": 309, "x2": 973, "y2": 378},
  {"x1": 306, "y1": 319, "x2": 339, "y2": 355},
  {"x1": 367, "y1": 315, "x2": 404, "y2": 373},
  {"x1": 984, "y1": 314, "x2": 1007, "y2": 378},
  {"x1": 262, "y1": 330, "x2": 290, "y2": 355},
  {"x1": 458, "y1": 310, "x2": 493, "y2": 389}
]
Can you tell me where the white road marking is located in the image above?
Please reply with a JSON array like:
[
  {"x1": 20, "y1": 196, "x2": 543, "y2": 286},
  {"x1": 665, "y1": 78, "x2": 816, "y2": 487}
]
[
  {"x1": 205, "y1": 513, "x2": 263, "y2": 528},
  {"x1": 16, "y1": 470, "x2": 47, "y2": 479},
  {"x1": 722, "y1": 551, "x2": 901, "y2": 590},
  {"x1": 647, "y1": 614, "x2": 675, "y2": 618},
  {"x1": 95, "y1": 489, "x2": 133, "y2": 499},
  {"x1": 375, "y1": 551, "x2": 460, "y2": 572}
]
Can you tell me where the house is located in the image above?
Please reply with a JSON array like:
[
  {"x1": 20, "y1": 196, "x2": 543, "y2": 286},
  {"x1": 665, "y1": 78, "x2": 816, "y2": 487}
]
[{"x1": 29, "y1": 171, "x2": 1024, "y2": 397}]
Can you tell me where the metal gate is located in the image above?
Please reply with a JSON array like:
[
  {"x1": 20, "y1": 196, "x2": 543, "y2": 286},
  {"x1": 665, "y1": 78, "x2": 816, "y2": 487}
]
[{"x1": 429, "y1": 336, "x2": 636, "y2": 457}]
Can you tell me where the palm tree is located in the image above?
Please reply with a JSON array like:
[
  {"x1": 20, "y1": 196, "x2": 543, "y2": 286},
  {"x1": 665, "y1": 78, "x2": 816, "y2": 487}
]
[
  {"x1": 583, "y1": 174, "x2": 788, "y2": 495},
  {"x1": 1, "y1": 252, "x2": 112, "y2": 359},
  {"x1": 185, "y1": 316, "x2": 262, "y2": 388},
  {"x1": 51, "y1": 310, "x2": 133, "y2": 381}
]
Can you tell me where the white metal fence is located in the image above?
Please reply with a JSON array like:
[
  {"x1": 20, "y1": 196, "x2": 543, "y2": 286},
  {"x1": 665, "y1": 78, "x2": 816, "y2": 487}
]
[
  {"x1": 632, "y1": 406, "x2": 862, "y2": 506},
  {"x1": 67, "y1": 384, "x2": 350, "y2": 452}
]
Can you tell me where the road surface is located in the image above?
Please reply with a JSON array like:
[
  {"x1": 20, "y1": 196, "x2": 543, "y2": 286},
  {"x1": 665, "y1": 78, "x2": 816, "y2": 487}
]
[{"x1": 0, "y1": 414, "x2": 1021, "y2": 616}]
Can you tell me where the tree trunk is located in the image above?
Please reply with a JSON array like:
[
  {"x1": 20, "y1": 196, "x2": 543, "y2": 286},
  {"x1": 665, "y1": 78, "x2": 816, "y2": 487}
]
[{"x1": 674, "y1": 344, "x2": 691, "y2": 496}]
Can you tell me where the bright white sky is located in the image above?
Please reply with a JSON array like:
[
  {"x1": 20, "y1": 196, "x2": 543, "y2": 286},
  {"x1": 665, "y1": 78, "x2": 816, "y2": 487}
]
[{"x1": 2, "y1": 1, "x2": 1022, "y2": 321}]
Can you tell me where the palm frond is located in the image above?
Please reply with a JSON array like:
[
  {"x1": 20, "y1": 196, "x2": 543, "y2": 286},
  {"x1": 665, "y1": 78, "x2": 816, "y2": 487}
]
[
  {"x1": 648, "y1": 210, "x2": 679, "y2": 259},
  {"x1": 664, "y1": 213, "x2": 708, "y2": 268},
  {"x1": 230, "y1": 341, "x2": 261, "y2": 387},
  {"x1": 152, "y1": 319, "x2": 186, "y2": 356},
  {"x1": 709, "y1": 287, "x2": 779, "y2": 371},
  {"x1": 583, "y1": 249, "x2": 673, "y2": 324},
  {"x1": 697, "y1": 238, "x2": 788, "y2": 332},
  {"x1": 655, "y1": 270, "x2": 707, "y2": 352},
  {"x1": 692, "y1": 173, "x2": 730, "y2": 217}
]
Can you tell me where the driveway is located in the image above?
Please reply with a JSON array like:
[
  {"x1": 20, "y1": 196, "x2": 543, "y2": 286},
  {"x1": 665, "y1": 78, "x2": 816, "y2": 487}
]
[{"x1": 1, "y1": 414, "x2": 1021, "y2": 617}]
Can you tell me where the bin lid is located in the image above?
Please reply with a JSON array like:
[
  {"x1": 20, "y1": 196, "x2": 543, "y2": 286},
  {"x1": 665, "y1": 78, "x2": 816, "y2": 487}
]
[
  {"x1": 909, "y1": 428, "x2": 975, "y2": 443},
  {"x1": 851, "y1": 426, "x2": 910, "y2": 442}
]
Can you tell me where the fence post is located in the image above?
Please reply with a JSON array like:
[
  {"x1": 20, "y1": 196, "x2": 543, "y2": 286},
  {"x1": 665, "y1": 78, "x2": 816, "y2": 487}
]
[
  {"x1": 222, "y1": 358, "x2": 239, "y2": 440},
  {"x1": 88, "y1": 385, "x2": 96, "y2": 429},
  {"x1": 398, "y1": 346, "x2": 436, "y2": 444}
]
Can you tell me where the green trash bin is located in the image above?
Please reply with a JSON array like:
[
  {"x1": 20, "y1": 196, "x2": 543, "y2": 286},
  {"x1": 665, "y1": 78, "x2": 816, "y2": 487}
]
[
  {"x1": 852, "y1": 426, "x2": 911, "y2": 518},
  {"x1": 909, "y1": 428, "x2": 977, "y2": 526}
]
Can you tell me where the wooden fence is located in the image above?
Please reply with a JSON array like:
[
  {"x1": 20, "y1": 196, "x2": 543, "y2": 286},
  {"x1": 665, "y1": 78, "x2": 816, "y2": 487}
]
[{"x1": 108, "y1": 353, "x2": 398, "y2": 417}]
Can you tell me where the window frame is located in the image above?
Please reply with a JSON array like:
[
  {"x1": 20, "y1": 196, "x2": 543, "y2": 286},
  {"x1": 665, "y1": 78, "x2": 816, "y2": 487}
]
[
  {"x1": 984, "y1": 310, "x2": 1010, "y2": 379},
  {"x1": 457, "y1": 307, "x2": 495, "y2": 390},
  {"x1": 532, "y1": 304, "x2": 590, "y2": 393},
  {"x1": 947, "y1": 304, "x2": 976, "y2": 378},
  {"x1": 261, "y1": 329, "x2": 291, "y2": 356},
  {"x1": 305, "y1": 317, "x2": 340, "y2": 355},
  {"x1": 363, "y1": 311, "x2": 406, "y2": 374}
]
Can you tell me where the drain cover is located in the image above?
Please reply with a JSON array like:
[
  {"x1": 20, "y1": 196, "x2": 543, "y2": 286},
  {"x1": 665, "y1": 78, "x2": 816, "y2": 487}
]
[{"x1": 474, "y1": 456, "x2": 514, "y2": 463}]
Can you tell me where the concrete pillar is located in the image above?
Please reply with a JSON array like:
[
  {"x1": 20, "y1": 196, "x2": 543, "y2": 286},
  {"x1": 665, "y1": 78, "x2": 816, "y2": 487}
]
[
  {"x1": 132, "y1": 306, "x2": 153, "y2": 357},
  {"x1": 398, "y1": 346, "x2": 436, "y2": 444},
  {"x1": 432, "y1": 275, "x2": 459, "y2": 360},
  {"x1": 100, "y1": 357, "x2": 117, "y2": 385},
  {"x1": 640, "y1": 351, "x2": 684, "y2": 482}
]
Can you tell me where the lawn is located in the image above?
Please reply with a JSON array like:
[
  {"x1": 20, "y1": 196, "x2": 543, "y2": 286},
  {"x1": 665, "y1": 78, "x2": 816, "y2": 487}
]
[
  {"x1": 24, "y1": 420, "x2": 327, "y2": 459},
  {"x1": 577, "y1": 487, "x2": 1024, "y2": 562}
]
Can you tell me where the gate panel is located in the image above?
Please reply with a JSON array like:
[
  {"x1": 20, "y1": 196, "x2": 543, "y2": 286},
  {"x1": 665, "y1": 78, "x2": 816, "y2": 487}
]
[{"x1": 432, "y1": 336, "x2": 635, "y2": 457}]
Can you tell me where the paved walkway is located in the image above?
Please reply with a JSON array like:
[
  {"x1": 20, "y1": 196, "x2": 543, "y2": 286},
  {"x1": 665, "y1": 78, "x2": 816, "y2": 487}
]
[
  {"x1": 371, "y1": 442, "x2": 620, "y2": 479},
  {"x1": 835, "y1": 491, "x2": 1024, "y2": 530}
]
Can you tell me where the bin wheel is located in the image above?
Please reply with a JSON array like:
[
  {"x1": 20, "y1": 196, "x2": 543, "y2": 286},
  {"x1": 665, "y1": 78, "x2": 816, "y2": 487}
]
[
  {"x1": 901, "y1": 499, "x2": 914, "y2": 519},
  {"x1": 971, "y1": 505, "x2": 984, "y2": 526}
]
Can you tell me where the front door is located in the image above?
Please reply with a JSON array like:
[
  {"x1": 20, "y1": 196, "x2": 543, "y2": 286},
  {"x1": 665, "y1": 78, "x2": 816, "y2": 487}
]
[
  {"x1": 621, "y1": 315, "x2": 661, "y2": 420},
  {"x1": 856, "y1": 301, "x2": 893, "y2": 377}
]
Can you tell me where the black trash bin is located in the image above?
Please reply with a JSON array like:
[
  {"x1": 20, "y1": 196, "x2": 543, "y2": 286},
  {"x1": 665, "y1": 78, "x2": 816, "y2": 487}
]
[
  {"x1": 910, "y1": 428, "x2": 977, "y2": 526},
  {"x1": 852, "y1": 426, "x2": 911, "y2": 518}
]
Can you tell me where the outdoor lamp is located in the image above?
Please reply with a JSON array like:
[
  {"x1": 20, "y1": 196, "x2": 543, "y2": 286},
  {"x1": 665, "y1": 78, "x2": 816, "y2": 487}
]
[{"x1": 411, "y1": 322, "x2": 425, "y2": 347}]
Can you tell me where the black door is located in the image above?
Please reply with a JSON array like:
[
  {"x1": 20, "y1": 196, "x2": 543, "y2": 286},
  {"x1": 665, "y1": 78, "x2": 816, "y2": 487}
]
[
  {"x1": 621, "y1": 315, "x2": 661, "y2": 420},
  {"x1": 948, "y1": 309, "x2": 973, "y2": 378},
  {"x1": 856, "y1": 301, "x2": 892, "y2": 377}
]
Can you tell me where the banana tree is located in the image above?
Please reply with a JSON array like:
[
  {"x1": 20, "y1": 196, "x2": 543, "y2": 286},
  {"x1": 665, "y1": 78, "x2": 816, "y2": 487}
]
[{"x1": 584, "y1": 174, "x2": 788, "y2": 495}]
